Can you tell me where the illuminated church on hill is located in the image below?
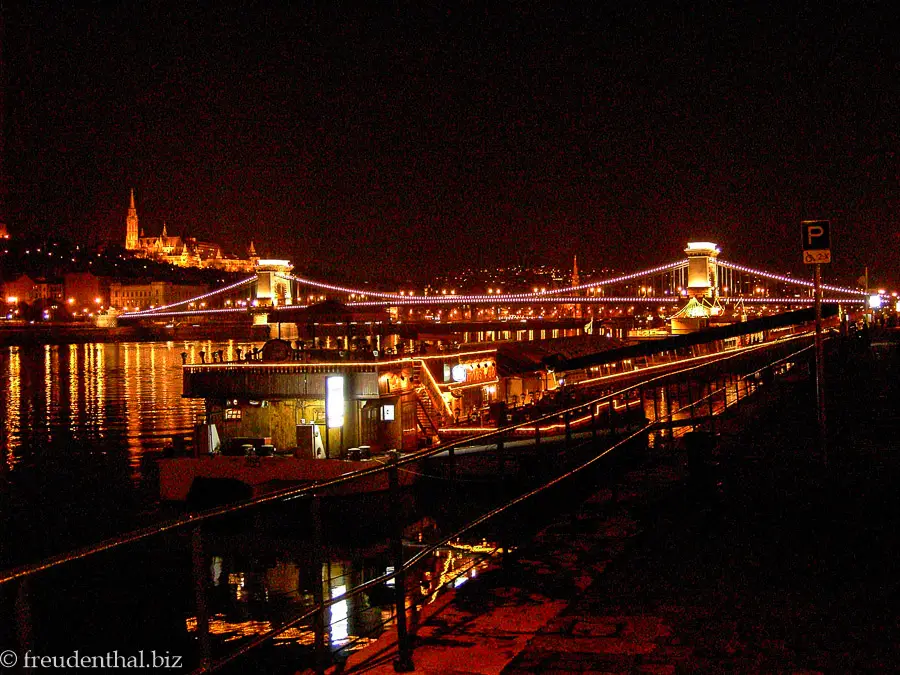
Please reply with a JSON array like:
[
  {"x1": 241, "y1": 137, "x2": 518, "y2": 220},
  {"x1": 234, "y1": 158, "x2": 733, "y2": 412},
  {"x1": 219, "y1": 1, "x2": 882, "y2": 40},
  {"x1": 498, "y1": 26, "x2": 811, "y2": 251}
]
[{"x1": 124, "y1": 189, "x2": 258, "y2": 273}]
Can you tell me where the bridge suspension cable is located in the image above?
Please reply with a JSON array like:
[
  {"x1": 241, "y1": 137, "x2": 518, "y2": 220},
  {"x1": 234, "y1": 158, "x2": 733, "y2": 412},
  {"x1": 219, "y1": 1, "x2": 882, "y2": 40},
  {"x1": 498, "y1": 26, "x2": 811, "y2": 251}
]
[
  {"x1": 120, "y1": 276, "x2": 257, "y2": 317},
  {"x1": 282, "y1": 260, "x2": 686, "y2": 304},
  {"x1": 720, "y1": 297, "x2": 864, "y2": 305},
  {"x1": 717, "y1": 260, "x2": 866, "y2": 296},
  {"x1": 123, "y1": 307, "x2": 251, "y2": 319}
]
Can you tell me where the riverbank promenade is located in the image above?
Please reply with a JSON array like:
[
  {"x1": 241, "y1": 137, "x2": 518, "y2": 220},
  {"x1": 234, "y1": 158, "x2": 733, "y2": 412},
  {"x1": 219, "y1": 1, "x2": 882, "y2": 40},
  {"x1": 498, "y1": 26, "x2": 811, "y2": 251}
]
[{"x1": 327, "y1": 330, "x2": 900, "y2": 674}]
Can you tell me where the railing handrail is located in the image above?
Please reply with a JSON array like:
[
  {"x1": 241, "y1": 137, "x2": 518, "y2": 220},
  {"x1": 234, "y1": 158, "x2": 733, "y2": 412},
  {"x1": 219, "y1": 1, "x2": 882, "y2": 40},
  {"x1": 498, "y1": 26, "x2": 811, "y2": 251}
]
[{"x1": 0, "y1": 331, "x2": 817, "y2": 587}]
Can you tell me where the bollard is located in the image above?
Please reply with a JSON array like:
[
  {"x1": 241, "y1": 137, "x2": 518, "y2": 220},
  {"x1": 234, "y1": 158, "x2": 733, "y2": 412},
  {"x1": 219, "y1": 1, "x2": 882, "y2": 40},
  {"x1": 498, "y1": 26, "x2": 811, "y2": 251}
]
[
  {"x1": 389, "y1": 456, "x2": 415, "y2": 672},
  {"x1": 191, "y1": 526, "x2": 211, "y2": 672}
]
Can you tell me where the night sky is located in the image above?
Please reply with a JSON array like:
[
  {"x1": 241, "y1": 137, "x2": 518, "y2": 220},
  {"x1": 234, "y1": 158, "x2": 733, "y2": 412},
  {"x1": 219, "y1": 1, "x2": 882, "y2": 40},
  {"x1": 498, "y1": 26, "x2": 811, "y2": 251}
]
[{"x1": 3, "y1": 2, "x2": 898, "y2": 286}]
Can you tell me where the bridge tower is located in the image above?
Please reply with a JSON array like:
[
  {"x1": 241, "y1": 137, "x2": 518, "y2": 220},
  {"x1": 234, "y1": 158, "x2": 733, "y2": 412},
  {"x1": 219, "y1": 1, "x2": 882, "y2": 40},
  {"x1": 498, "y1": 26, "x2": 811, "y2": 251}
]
[
  {"x1": 684, "y1": 242, "x2": 720, "y2": 299},
  {"x1": 670, "y1": 242, "x2": 721, "y2": 335},
  {"x1": 254, "y1": 259, "x2": 294, "y2": 319}
]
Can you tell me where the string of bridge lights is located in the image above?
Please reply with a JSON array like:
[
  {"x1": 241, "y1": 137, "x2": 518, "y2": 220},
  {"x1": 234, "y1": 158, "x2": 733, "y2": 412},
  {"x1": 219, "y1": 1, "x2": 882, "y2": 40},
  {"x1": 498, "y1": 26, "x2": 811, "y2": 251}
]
[
  {"x1": 343, "y1": 296, "x2": 863, "y2": 308},
  {"x1": 123, "y1": 307, "x2": 251, "y2": 318},
  {"x1": 121, "y1": 276, "x2": 257, "y2": 317},
  {"x1": 280, "y1": 261, "x2": 686, "y2": 303},
  {"x1": 121, "y1": 258, "x2": 869, "y2": 319},
  {"x1": 346, "y1": 296, "x2": 681, "y2": 306},
  {"x1": 716, "y1": 260, "x2": 867, "y2": 296},
  {"x1": 130, "y1": 294, "x2": 863, "y2": 319},
  {"x1": 721, "y1": 297, "x2": 863, "y2": 304}
]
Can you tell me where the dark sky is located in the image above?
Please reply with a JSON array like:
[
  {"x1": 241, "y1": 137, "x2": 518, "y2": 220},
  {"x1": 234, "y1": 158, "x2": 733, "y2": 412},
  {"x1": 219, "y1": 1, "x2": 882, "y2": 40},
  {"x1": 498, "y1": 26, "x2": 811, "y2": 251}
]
[{"x1": 3, "y1": 1, "x2": 898, "y2": 287}]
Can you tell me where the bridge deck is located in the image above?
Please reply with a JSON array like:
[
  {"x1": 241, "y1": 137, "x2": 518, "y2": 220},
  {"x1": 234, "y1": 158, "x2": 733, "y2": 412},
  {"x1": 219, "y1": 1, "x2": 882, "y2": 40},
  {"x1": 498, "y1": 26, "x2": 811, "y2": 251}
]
[{"x1": 328, "y1": 331, "x2": 900, "y2": 674}]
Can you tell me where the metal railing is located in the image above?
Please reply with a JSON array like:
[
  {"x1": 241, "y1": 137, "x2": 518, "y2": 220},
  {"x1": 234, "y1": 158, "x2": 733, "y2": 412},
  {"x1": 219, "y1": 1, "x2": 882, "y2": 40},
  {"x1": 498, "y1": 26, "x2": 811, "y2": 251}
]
[{"x1": 0, "y1": 332, "x2": 821, "y2": 674}]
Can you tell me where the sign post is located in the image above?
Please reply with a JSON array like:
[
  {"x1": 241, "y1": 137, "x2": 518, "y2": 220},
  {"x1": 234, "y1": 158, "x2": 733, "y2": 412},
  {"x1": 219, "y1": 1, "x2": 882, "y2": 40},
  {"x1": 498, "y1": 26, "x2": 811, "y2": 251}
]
[{"x1": 802, "y1": 220, "x2": 830, "y2": 464}]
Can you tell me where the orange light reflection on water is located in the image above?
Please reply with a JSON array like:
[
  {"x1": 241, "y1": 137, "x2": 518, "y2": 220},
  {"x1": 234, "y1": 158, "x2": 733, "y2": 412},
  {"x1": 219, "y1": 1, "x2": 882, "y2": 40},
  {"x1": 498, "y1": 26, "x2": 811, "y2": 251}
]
[{"x1": 0, "y1": 341, "x2": 233, "y2": 483}]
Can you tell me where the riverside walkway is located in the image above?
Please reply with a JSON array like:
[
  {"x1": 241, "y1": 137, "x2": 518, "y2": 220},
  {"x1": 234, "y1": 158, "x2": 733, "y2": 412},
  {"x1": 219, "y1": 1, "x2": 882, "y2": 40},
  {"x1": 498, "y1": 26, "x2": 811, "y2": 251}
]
[{"x1": 325, "y1": 330, "x2": 900, "y2": 674}]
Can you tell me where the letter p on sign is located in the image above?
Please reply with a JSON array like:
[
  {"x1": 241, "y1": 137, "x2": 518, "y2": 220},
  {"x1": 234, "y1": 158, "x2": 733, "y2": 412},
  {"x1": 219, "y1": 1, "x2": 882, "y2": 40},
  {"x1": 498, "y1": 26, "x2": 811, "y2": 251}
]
[
  {"x1": 801, "y1": 220, "x2": 831, "y2": 264},
  {"x1": 806, "y1": 224, "x2": 824, "y2": 245}
]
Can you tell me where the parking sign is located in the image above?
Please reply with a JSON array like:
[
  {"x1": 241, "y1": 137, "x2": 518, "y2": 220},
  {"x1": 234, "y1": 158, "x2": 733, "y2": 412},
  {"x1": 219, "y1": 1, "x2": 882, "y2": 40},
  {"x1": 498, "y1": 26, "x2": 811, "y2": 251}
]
[{"x1": 801, "y1": 220, "x2": 831, "y2": 264}]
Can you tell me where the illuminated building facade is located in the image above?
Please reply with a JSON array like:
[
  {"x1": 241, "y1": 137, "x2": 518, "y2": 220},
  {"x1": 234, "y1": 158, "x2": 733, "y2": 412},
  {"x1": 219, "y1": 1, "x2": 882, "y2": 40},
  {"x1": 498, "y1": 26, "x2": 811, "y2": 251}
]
[
  {"x1": 63, "y1": 272, "x2": 110, "y2": 313},
  {"x1": 109, "y1": 280, "x2": 210, "y2": 312},
  {"x1": 124, "y1": 189, "x2": 259, "y2": 272},
  {"x1": 2, "y1": 274, "x2": 63, "y2": 304}
]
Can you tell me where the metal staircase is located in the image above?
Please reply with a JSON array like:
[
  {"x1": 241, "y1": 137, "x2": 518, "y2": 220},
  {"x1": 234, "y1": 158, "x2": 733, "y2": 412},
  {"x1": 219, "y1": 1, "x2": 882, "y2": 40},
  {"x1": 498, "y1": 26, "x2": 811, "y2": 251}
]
[{"x1": 412, "y1": 362, "x2": 445, "y2": 439}]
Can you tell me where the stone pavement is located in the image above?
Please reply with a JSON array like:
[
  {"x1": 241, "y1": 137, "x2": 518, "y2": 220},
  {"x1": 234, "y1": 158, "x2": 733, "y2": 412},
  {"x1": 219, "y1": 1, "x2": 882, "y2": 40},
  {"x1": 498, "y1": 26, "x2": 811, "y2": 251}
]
[{"x1": 326, "y1": 332, "x2": 900, "y2": 674}]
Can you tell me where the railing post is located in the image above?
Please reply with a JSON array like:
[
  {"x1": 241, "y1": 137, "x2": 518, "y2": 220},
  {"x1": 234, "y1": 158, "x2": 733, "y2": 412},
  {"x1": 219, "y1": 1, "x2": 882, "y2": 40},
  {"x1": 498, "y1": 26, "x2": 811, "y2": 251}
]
[
  {"x1": 447, "y1": 445, "x2": 457, "y2": 499},
  {"x1": 311, "y1": 495, "x2": 327, "y2": 675},
  {"x1": 564, "y1": 409, "x2": 571, "y2": 450},
  {"x1": 665, "y1": 384, "x2": 674, "y2": 440},
  {"x1": 496, "y1": 430, "x2": 506, "y2": 474},
  {"x1": 191, "y1": 525, "x2": 211, "y2": 673},
  {"x1": 688, "y1": 379, "x2": 696, "y2": 431},
  {"x1": 389, "y1": 456, "x2": 414, "y2": 672},
  {"x1": 653, "y1": 385, "x2": 660, "y2": 423},
  {"x1": 591, "y1": 405, "x2": 597, "y2": 441},
  {"x1": 535, "y1": 421, "x2": 541, "y2": 448},
  {"x1": 502, "y1": 530, "x2": 512, "y2": 571}
]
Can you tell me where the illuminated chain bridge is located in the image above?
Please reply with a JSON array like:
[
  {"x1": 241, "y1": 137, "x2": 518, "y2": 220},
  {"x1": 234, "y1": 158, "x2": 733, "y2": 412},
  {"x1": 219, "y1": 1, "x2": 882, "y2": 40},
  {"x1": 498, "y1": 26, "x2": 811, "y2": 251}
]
[{"x1": 118, "y1": 242, "x2": 869, "y2": 323}]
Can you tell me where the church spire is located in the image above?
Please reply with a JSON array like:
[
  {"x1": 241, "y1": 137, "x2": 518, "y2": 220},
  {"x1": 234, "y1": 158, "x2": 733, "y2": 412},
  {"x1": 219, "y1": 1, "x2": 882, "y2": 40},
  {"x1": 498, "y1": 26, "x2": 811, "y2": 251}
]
[
  {"x1": 125, "y1": 188, "x2": 139, "y2": 250},
  {"x1": 571, "y1": 254, "x2": 580, "y2": 287},
  {"x1": 161, "y1": 222, "x2": 167, "y2": 238},
  {"x1": 248, "y1": 240, "x2": 257, "y2": 257}
]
